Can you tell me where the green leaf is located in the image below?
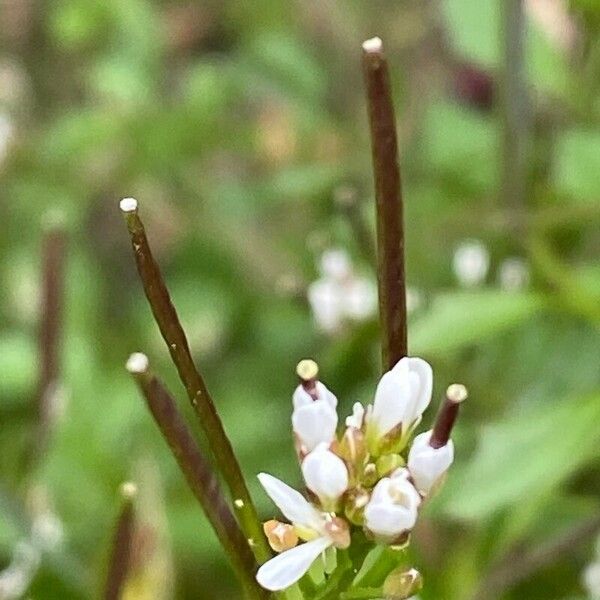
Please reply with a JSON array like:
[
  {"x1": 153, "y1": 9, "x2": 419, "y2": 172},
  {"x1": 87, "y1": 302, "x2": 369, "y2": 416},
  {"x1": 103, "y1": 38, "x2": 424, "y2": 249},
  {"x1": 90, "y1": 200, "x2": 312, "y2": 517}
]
[
  {"x1": 554, "y1": 128, "x2": 600, "y2": 203},
  {"x1": 439, "y1": 393, "x2": 600, "y2": 520},
  {"x1": 409, "y1": 291, "x2": 544, "y2": 356}
]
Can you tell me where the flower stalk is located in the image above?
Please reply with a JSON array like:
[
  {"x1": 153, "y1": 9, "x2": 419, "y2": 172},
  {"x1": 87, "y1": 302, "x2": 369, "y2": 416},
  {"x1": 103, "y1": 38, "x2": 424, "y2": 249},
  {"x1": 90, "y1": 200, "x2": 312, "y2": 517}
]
[
  {"x1": 104, "y1": 482, "x2": 137, "y2": 600},
  {"x1": 362, "y1": 36, "x2": 407, "y2": 370},
  {"x1": 33, "y1": 216, "x2": 67, "y2": 462},
  {"x1": 120, "y1": 198, "x2": 271, "y2": 565},
  {"x1": 126, "y1": 353, "x2": 269, "y2": 600}
]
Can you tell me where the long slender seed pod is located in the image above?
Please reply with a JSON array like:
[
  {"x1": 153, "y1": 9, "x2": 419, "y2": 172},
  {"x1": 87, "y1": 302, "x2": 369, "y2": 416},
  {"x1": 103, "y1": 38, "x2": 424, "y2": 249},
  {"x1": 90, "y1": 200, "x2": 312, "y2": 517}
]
[
  {"x1": 104, "y1": 482, "x2": 137, "y2": 600},
  {"x1": 362, "y1": 37, "x2": 407, "y2": 370},
  {"x1": 119, "y1": 198, "x2": 271, "y2": 564},
  {"x1": 126, "y1": 354, "x2": 269, "y2": 600}
]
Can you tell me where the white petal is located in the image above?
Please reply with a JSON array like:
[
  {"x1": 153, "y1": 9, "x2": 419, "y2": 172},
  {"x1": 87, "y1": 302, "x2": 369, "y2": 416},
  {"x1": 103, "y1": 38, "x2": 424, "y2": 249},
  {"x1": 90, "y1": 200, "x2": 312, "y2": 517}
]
[
  {"x1": 315, "y1": 381, "x2": 338, "y2": 409},
  {"x1": 257, "y1": 473, "x2": 322, "y2": 530},
  {"x1": 301, "y1": 447, "x2": 349, "y2": 502},
  {"x1": 293, "y1": 382, "x2": 338, "y2": 411},
  {"x1": 345, "y1": 402, "x2": 365, "y2": 429},
  {"x1": 256, "y1": 537, "x2": 332, "y2": 591},
  {"x1": 293, "y1": 385, "x2": 313, "y2": 410},
  {"x1": 403, "y1": 358, "x2": 433, "y2": 422},
  {"x1": 371, "y1": 366, "x2": 412, "y2": 435},
  {"x1": 364, "y1": 503, "x2": 418, "y2": 538},
  {"x1": 365, "y1": 476, "x2": 421, "y2": 538},
  {"x1": 292, "y1": 400, "x2": 338, "y2": 452},
  {"x1": 408, "y1": 431, "x2": 454, "y2": 495}
]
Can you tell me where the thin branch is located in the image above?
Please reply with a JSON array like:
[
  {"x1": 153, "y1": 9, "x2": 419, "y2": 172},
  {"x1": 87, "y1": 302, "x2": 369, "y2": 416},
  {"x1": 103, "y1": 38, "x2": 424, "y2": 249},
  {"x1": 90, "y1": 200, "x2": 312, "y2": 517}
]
[
  {"x1": 471, "y1": 513, "x2": 600, "y2": 600},
  {"x1": 119, "y1": 198, "x2": 271, "y2": 565},
  {"x1": 501, "y1": 0, "x2": 530, "y2": 211},
  {"x1": 334, "y1": 185, "x2": 376, "y2": 269},
  {"x1": 104, "y1": 482, "x2": 137, "y2": 600},
  {"x1": 126, "y1": 354, "x2": 269, "y2": 600},
  {"x1": 34, "y1": 217, "x2": 67, "y2": 460},
  {"x1": 362, "y1": 37, "x2": 407, "y2": 371}
]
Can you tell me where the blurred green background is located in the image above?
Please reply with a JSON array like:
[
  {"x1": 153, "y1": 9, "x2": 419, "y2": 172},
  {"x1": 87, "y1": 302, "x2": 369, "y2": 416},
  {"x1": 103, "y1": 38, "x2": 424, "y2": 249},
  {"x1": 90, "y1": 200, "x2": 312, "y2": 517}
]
[{"x1": 1, "y1": 0, "x2": 599, "y2": 598}]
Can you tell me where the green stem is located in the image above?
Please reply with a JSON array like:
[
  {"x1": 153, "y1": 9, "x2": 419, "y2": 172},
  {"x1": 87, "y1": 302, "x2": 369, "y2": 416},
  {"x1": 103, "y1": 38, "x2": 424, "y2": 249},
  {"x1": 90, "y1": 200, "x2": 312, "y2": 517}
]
[
  {"x1": 362, "y1": 38, "x2": 408, "y2": 371},
  {"x1": 120, "y1": 199, "x2": 271, "y2": 565},
  {"x1": 126, "y1": 354, "x2": 269, "y2": 600}
]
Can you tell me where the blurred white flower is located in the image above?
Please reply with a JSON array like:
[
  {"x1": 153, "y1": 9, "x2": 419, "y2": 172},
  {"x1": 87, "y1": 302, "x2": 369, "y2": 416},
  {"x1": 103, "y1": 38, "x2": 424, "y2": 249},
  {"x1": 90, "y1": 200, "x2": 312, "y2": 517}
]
[
  {"x1": 256, "y1": 473, "x2": 349, "y2": 591},
  {"x1": 364, "y1": 469, "x2": 421, "y2": 542},
  {"x1": 498, "y1": 257, "x2": 530, "y2": 292},
  {"x1": 406, "y1": 286, "x2": 423, "y2": 314},
  {"x1": 453, "y1": 240, "x2": 490, "y2": 287},
  {"x1": 367, "y1": 357, "x2": 433, "y2": 442},
  {"x1": 408, "y1": 430, "x2": 454, "y2": 496},
  {"x1": 526, "y1": 0, "x2": 578, "y2": 52},
  {"x1": 0, "y1": 541, "x2": 40, "y2": 600},
  {"x1": 301, "y1": 443, "x2": 349, "y2": 509},
  {"x1": 584, "y1": 561, "x2": 600, "y2": 599},
  {"x1": 308, "y1": 248, "x2": 377, "y2": 333},
  {"x1": 0, "y1": 113, "x2": 15, "y2": 166}
]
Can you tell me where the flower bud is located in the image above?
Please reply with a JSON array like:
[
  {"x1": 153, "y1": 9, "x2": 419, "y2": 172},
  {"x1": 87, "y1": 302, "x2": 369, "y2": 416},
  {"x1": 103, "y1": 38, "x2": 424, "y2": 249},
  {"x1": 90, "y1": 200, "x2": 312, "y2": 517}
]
[
  {"x1": 301, "y1": 444, "x2": 349, "y2": 510},
  {"x1": 263, "y1": 520, "x2": 299, "y2": 553},
  {"x1": 364, "y1": 470, "x2": 421, "y2": 543},
  {"x1": 292, "y1": 399, "x2": 338, "y2": 453},
  {"x1": 367, "y1": 357, "x2": 432, "y2": 455},
  {"x1": 344, "y1": 487, "x2": 370, "y2": 526},
  {"x1": 383, "y1": 567, "x2": 423, "y2": 599},
  {"x1": 407, "y1": 430, "x2": 454, "y2": 496},
  {"x1": 338, "y1": 426, "x2": 367, "y2": 483},
  {"x1": 362, "y1": 463, "x2": 378, "y2": 487}
]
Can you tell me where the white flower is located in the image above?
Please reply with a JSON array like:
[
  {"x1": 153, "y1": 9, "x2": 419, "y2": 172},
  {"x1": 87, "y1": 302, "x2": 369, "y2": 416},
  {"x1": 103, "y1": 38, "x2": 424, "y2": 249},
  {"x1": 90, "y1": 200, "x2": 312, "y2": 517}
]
[
  {"x1": 320, "y1": 248, "x2": 352, "y2": 280},
  {"x1": 308, "y1": 248, "x2": 377, "y2": 333},
  {"x1": 407, "y1": 430, "x2": 454, "y2": 496},
  {"x1": 292, "y1": 382, "x2": 338, "y2": 453},
  {"x1": 369, "y1": 357, "x2": 433, "y2": 439},
  {"x1": 301, "y1": 444, "x2": 349, "y2": 508},
  {"x1": 345, "y1": 402, "x2": 365, "y2": 429},
  {"x1": 364, "y1": 469, "x2": 421, "y2": 541},
  {"x1": 498, "y1": 257, "x2": 529, "y2": 292},
  {"x1": 308, "y1": 278, "x2": 345, "y2": 332},
  {"x1": 453, "y1": 240, "x2": 489, "y2": 287},
  {"x1": 343, "y1": 278, "x2": 378, "y2": 321},
  {"x1": 256, "y1": 473, "x2": 348, "y2": 591}
]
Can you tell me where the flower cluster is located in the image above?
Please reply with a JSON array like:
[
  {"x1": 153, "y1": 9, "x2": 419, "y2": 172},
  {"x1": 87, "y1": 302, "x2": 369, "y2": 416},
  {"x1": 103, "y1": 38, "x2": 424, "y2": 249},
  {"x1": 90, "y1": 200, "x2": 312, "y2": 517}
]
[
  {"x1": 256, "y1": 357, "x2": 466, "y2": 592},
  {"x1": 307, "y1": 248, "x2": 378, "y2": 333}
]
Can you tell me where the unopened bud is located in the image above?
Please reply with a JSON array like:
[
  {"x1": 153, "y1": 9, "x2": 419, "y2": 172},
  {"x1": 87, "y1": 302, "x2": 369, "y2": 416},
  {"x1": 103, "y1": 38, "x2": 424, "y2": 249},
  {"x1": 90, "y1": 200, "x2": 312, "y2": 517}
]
[
  {"x1": 362, "y1": 462, "x2": 378, "y2": 487},
  {"x1": 263, "y1": 520, "x2": 298, "y2": 553},
  {"x1": 376, "y1": 454, "x2": 405, "y2": 478},
  {"x1": 324, "y1": 516, "x2": 350, "y2": 549},
  {"x1": 344, "y1": 487, "x2": 370, "y2": 526},
  {"x1": 383, "y1": 567, "x2": 423, "y2": 599},
  {"x1": 339, "y1": 427, "x2": 367, "y2": 483}
]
